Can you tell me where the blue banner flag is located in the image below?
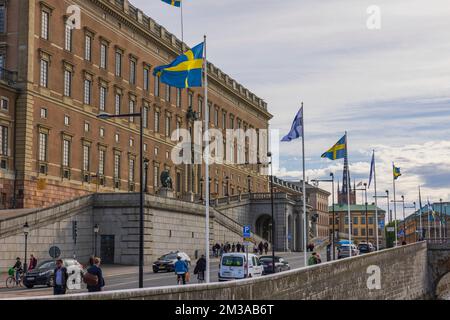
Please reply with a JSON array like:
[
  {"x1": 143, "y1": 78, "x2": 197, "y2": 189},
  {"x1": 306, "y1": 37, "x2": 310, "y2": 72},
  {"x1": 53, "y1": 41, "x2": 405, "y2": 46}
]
[
  {"x1": 162, "y1": 0, "x2": 181, "y2": 7},
  {"x1": 321, "y1": 135, "x2": 347, "y2": 160},
  {"x1": 153, "y1": 42, "x2": 204, "y2": 89},
  {"x1": 281, "y1": 107, "x2": 303, "y2": 142},
  {"x1": 368, "y1": 151, "x2": 375, "y2": 188}
]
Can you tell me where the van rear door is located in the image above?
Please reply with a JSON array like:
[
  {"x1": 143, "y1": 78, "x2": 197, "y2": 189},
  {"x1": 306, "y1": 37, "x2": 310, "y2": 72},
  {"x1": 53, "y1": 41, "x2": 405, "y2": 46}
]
[{"x1": 220, "y1": 255, "x2": 245, "y2": 279}]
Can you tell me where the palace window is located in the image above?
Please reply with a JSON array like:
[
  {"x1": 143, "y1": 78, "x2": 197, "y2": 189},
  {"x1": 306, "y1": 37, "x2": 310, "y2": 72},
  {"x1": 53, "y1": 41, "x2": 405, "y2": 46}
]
[
  {"x1": 100, "y1": 43, "x2": 107, "y2": 69},
  {"x1": 40, "y1": 59, "x2": 48, "y2": 87},
  {"x1": 129, "y1": 99, "x2": 135, "y2": 122},
  {"x1": 165, "y1": 85, "x2": 171, "y2": 102},
  {"x1": 165, "y1": 115, "x2": 171, "y2": 137},
  {"x1": 115, "y1": 93, "x2": 121, "y2": 115},
  {"x1": 64, "y1": 23, "x2": 72, "y2": 52},
  {"x1": 143, "y1": 106, "x2": 149, "y2": 128},
  {"x1": 83, "y1": 144, "x2": 90, "y2": 172},
  {"x1": 98, "y1": 149, "x2": 105, "y2": 176},
  {"x1": 99, "y1": 86, "x2": 107, "y2": 111},
  {"x1": 176, "y1": 88, "x2": 181, "y2": 107},
  {"x1": 0, "y1": 125, "x2": 8, "y2": 156},
  {"x1": 1, "y1": 97, "x2": 8, "y2": 111},
  {"x1": 114, "y1": 153, "x2": 121, "y2": 180},
  {"x1": 154, "y1": 110, "x2": 160, "y2": 133},
  {"x1": 85, "y1": 34, "x2": 92, "y2": 61},
  {"x1": 64, "y1": 70, "x2": 72, "y2": 96},
  {"x1": 62, "y1": 139, "x2": 71, "y2": 167},
  {"x1": 130, "y1": 59, "x2": 136, "y2": 85},
  {"x1": 153, "y1": 164, "x2": 159, "y2": 188},
  {"x1": 115, "y1": 51, "x2": 122, "y2": 77},
  {"x1": 38, "y1": 132, "x2": 48, "y2": 162},
  {"x1": 154, "y1": 75, "x2": 160, "y2": 97},
  {"x1": 41, "y1": 10, "x2": 49, "y2": 39},
  {"x1": 143, "y1": 66, "x2": 150, "y2": 91},
  {"x1": 84, "y1": 79, "x2": 92, "y2": 105},
  {"x1": 129, "y1": 158, "x2": 135, "y2": 183}
]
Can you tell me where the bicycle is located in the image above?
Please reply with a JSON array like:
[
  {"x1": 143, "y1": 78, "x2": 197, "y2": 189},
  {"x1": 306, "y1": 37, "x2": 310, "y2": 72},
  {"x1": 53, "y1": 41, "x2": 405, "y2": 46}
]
[{"x1": 6, "y1": 271, "x2": 24, "y2": 288}]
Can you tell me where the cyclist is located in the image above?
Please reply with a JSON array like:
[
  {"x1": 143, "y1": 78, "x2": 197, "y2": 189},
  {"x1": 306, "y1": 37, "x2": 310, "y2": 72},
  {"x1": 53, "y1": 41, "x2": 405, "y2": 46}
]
[
  {"x1": 12, "y1": 257, "x2": 23, "y2": 285},
  {"x1": 174, "y1": 256, "x2": 188, "y2": 285}
]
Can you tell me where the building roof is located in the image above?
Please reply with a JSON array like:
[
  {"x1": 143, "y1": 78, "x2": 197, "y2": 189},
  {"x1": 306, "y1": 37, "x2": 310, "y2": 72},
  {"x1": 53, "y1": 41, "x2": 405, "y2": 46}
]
[{"x1": 329, "y1": 204, "x2": 385, "y2": 213}]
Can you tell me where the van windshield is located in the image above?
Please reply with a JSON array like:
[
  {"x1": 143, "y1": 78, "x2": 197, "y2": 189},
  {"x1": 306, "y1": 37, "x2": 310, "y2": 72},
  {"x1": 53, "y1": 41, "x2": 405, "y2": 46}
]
[{"x1": 222, "y1": 256, "x2": 244, "y2": 267}]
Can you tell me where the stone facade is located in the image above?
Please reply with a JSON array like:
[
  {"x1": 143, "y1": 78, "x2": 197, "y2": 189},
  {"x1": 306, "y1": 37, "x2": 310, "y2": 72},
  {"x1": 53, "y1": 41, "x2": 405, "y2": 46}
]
[{"x1": 0, "y1": 0, "x2": 272, "y2": 209}]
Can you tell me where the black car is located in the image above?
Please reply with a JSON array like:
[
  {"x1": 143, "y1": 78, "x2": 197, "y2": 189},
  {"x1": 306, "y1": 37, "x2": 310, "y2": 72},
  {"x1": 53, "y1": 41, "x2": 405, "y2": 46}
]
[
  {"x1": 23, "y1": 259, "x2": 85, "y2": 289},
  {"x1": 358, "y1": 243, "x2": 375, "y2": 254},
  {"x1": 152, "y1": 252, "x2": 191, "y2": 273},
  {"x1": 259, "y1": 256, "x2": 290, "y2": 275}
]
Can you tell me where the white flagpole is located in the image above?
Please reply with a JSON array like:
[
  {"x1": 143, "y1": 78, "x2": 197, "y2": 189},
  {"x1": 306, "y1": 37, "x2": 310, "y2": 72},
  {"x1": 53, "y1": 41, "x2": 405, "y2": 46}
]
[
  {"x1": 346, "y1": 132, "x2": 352, "y2": 256},
  {"x1": 427, "y1": 199, "x2": 431, "y2": 240},
  {"x1": 418, "y1": 186, "x2": 423, "y2": 240},
  {"x1": 180, "y1": 1, "x2": 184, "y2": 44},
  {"x1": 392, "y1": 163, "x2": 398, "y2": 246},
  {"x1": 203, "y1": 35, "x2": 210, "y2": 283},
  {"x1": 373, "y1": 150, "x2": 379, "y2": 251},
  {"x1": 301, "y1": 103, "x2": 307, "y2": 267}
]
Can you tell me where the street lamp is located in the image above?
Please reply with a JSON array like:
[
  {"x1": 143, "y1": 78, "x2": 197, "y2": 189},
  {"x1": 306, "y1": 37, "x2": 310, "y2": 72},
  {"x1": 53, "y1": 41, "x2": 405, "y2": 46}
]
[
  {"x1": 23, "y1": 222, "x2": 29, "y2": 273},
  {"x1": 355, "y1": 183, "x2": 369, "y2": 243},
  {"x1": 186, "y1": 106, "x2": 199, "y2": 197},
  {"x1": 311, "y1": 172, "x2": 336, "y2": 260},
  {"x1": 440, "y1": 199, "x2": 443, "y2": 241},
  {"x1": 93, "y1": 224, "x2": 100, "y2": 256},
  {"x1": 374, "y1": 190, "x2": 390, "y2": 248},
  {"x1": 97, "y1": 109, "x2": 144, "y2": 288},
  {"x1": 268, "y1": 152, "x2": 276, "y2": 274}
]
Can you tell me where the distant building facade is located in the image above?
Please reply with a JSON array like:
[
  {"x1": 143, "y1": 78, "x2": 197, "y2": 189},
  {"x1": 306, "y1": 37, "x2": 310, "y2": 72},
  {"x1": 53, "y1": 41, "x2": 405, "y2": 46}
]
[{"x1": 0, "y1": 0, "x2": 272, "y2": 209}]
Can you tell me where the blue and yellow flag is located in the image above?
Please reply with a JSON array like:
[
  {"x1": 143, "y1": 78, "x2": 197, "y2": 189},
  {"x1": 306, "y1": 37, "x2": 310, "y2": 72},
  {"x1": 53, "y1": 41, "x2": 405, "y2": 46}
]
[
  {"x1": 321, "y1": 135, "x2": 347, "y2": 160},
  {"x1": 153, "y1": 42, "x2": 204, "y2": 89},
  {"x1": 162, "y1": 0, "x2": 181, "y2": 7},
  {"x1": 393, "y1": 165, "x2": 401, "y2": 180}
]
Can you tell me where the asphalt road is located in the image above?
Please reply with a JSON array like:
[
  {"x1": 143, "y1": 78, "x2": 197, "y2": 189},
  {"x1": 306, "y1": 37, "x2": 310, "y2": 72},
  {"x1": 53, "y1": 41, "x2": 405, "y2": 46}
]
[{"x1": 0, "y1": 251, "x2": 325, "y2": 299}]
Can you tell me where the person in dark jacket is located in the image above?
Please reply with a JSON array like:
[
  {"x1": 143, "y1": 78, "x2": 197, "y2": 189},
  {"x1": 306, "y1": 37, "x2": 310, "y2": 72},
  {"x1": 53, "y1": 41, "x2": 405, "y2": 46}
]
[
  {"x1": 263, "y1": 242, "x2": 269, "y2": 254},
  {"x1": 53, "y1": 259, "x2": 69, "y2": 295},
  {"x1": 12, "y1": 257, "x2": 22, "y2": 284},
  {"x1": 86, "y1": 257, "x2": 105, "y2": 292},
  {"x1": 193, "y1": 255, "x2": 206, "y2": 283}
]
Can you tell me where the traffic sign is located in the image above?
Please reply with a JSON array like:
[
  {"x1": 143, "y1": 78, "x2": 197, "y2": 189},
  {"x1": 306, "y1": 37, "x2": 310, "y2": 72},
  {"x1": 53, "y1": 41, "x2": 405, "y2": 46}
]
[
  {"x1": 243, "y1": 225, "x2": 251, "y2": 238},
  {"x1": 379, "y1": 220, "x2": 385, "y2": 228},
  {"x1": 387, "y1": 227, "x2": 395, "y2": 232},
  {"x1": 49, "y1": 246, "x2": 61, "y2": 259}
]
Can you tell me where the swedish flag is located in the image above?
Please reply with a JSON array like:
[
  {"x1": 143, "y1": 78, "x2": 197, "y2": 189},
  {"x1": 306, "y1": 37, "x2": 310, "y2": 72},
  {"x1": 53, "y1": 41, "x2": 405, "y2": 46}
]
[
  {"x1": 321, "y1": 135, "x2": 347, "y2": 160},
  {"x1": 393, "y1": 165, "x2": 401, "y2": 180},
  {"x1": 153, "y1": 42, "x2": 204, "y2": 89},
  {"x1": 162, "y1": 0, "x2": 181, "y2": 7}
]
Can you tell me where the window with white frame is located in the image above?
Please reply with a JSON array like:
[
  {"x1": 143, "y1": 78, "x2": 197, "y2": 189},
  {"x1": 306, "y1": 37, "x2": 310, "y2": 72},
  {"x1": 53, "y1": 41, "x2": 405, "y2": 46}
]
[
  {"x1": 0, "y1": 4, "x2": 5, "y2": 34},
  {"x1": 100, "y1": 43, "x2": 107, "y2": 69},
  {"x1": 143, "y1": 66, "x2": 150, "y2": 91},
  {"x1": 84, "y1": 79, "x2": 92, "y2": 105},
  {"x1": 154, "y1": 110, "x2": 160, "y2": 133},
  {"x1": 99, "y1": 127, "x2": 105, "y2": 138},
  {"x1": 98, "y1": 149, "x2": 105, "y2": 175},
  {"x1": 115, "y1": 51, "x2": 122, "y2": 77},
  {"x1": 154, "y1": 75, "x2": 160, "y2": 97},
  {"x1": 129, "y1": 158, "x2": 135, "y2": 182},
  {"x1": 165, "y1": 115, "x2": 171, "y2": 137},
  {"x1": 130, "y1": 59, "x2": 136, "y2": 85},
  {"x1": 64, "y1": 115, "x2": 70, "y2": 126},
  {"x1": 83, "y1": 145, "x2": 90, "y2": 172},
  {"x1": 114, "y1": 153, "x2": 120, "y2": 180},
  {"x1": 115, "y1": 93, "x2": 121, "y2": 115},
  {"x1": 85, "y1": 34, "x2": 92, "y2": 61},
  {"x1": 176, "y1": 88, "x2": 181, "y2": 107},
  {"x1": 143, "y1": 106, "x2": 149, "y2": 128},
  {"x1": 115, "y1": 133, "x2": 119, "y2": 143},
  {"x1": 38, "y1": 132, "x2": 48, "y2": 162},
  {"x1": 63, "y1": 70, "x2": 72, "y2": 96},
  {"x1": 0, "y1": 125, "x2": 8, "y2": 156},
  {"x1": 62, "y1": 139, "x2": 71, "y2": 167},
  {"x1": 40, "y1": 59, "x2": 48, "y2": 87},
  {"x1": 64, "y1": 23, "x2": 72, "y2": 51},
  {"x1": 84, "y1": 121, "x2": 90, "y2": 132},
  {"x1": 129, "y1": 99, "x2": 135, "y2": 122},
  {"x1": 40, "y1": 108, "x2": 47, "y2": 119},
  {"x1": 165, "y1": 85, "x2": 171, "y2": 102},
  {"x1": 41, "y1": 10, "x2": 49, "y2": 39},
  {"x1": 99, "y1": 86, "x2": 107, "y2": 111},
  {"x1": 153, "y1": 164, "x2": 159, "y2": 188}
]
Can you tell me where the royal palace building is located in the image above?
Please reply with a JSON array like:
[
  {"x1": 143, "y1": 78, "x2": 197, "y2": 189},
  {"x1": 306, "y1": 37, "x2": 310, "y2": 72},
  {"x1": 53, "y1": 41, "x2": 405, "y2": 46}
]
[{"x1": 0, "y1": 0, "x2": 272, "y2": 209}]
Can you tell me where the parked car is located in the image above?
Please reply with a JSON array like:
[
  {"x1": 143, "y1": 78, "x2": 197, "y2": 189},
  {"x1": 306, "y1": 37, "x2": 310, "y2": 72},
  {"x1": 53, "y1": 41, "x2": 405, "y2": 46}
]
[
  {"x1": 218, "y1": 253, "x2": 263, "y2": 281},
  {"x1": 259, "y1": 256, "x2": 291, "y2": 274},
  {"x1": 337, "y1": 244, "x2": 359, "y2": 259},
  {"x1": 23, "y1": 259, "x2": 85, "y2": 289},
  {"x1": 152, "y1": 251, "x2": 191, "y2": 273},
  {"x1": 358, "y1": 242, "x2": 375, "y2": 254}
]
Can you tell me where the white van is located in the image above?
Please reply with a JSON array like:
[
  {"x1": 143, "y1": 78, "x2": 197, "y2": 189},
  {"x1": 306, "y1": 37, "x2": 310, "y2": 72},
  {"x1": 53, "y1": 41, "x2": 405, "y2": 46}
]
[{"x1": 218, "y1": 253, "x2": 264, "y2": 281}]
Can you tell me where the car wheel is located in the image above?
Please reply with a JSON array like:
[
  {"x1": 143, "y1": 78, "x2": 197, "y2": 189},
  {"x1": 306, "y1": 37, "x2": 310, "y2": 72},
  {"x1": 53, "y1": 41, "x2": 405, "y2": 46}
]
[
  {"x1": 25, "y1": 284, "x2": 34, "y2": 289},
  {"x1": 153, "y1": 268, "x2": 159, "y2": 273}
]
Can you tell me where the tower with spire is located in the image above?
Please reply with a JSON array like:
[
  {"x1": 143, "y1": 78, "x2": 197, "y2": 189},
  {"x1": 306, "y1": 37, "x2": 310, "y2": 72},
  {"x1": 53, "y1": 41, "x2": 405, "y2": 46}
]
[{"x1": 338, "y1": 154, "x2": 356, "y2": 205}]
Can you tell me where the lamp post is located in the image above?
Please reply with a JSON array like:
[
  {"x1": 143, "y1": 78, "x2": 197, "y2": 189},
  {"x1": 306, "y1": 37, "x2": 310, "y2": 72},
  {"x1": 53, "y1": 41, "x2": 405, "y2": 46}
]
[
  {"x1": 391, "y1": 197, "x2": 407, "y2": 244},
  {"x1": 23, "y1": 222, "x2": 29, "y2": 273},
  {"x1": 143, "y1": 158, "x2": 150, "y2": 193},
  {"x1": 268, "y1": 152, "x2": 276, "y2": 274},
  {"x1": 404, "y1": 202, "x2": 416, "y2": 242},
  {"x1": 186, "y1": 106, "x2": 199, "y2": 197},
  {"x1": 97, "y1": 110, "x2": 144, "y2": 288},
  {"x1": 311, "y1": 172, "x2": 335, "y2": 260},
  {"x1": 440, "y1": 199, "x2": 443, "y2": 241},
  {"x1": 355, "y1": 184, "x2": 369, "y2": 243},
  {"x1": 93, "y1": 224, "x2": 99, "y2": 256},
  {"x1": 374, "y1": 190, "x2": 390, "y2": 247}
]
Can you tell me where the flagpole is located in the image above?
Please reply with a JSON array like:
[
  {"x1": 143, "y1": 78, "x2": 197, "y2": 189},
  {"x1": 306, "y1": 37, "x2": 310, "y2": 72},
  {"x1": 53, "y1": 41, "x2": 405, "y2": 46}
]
[
  {"x1": 392, "y1": 163, "x2": 398, "y2": 247},
  {"x1": 346, "y1": 132, "x2": 352, "y2": 256},
  {"x1": 203, "y1": 34, "x2": 210, "y2": 283},
  {"x1": 301, "y1": 102, "x2": 307, "y2": 267},
  {"x1": 427, "y1": 198, "x2": 431, "y2": 240},
  {"x1": 180, "y1": 0, "x2": 184, "y2": 44},
  {"x1": 418, "y1": 186, "x2": 423, "y2": 240},
  {"x1": 373, "y1": 150, "x2": 379, "y2": 251}
]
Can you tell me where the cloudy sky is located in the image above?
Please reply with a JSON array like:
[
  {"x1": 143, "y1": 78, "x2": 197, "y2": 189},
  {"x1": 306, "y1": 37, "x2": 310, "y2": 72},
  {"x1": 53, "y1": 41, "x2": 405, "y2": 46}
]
[{"x1": 131, "y1": 0, "x2": 450, "y2": 216}]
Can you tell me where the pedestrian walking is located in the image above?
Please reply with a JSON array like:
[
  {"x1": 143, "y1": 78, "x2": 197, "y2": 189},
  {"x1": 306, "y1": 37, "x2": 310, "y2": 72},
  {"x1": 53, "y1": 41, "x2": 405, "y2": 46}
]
[
  {"x1": 308, "y1": 252, "x2": 321, "y2": 266},
  {"x1": 253, "y1": 244, "x2": 258, "y2": 254},
  {"x1": 28, "y1": 254, "x2": 37, "y2": 271},
  {"x1": 258, "y1": 242, "x2": 264, "y2": 255},
  {"x1": 84, "y1": 257, "x2": 105, "y2": 292},
  {"x1": 232, "y1": 243, "x2": 236, "y2": 252},
  {"x1": 236, "y1": 242, "x2": 241, "y2": 253},
  {"x1": 264, "y1": 242, "x2": 269, "y2": 254},
  {"x1": 193, "y1": 255, "x2": 206, "y2": 283},
  {"x1": 53, "y1": 259, "x2": 68, "y2": 295}
]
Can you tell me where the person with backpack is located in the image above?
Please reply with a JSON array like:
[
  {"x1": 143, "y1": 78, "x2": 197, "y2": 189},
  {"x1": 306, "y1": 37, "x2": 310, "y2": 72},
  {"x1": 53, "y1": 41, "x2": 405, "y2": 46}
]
[
  {"x1": 84, "y1": 257, "x2": 105, "y2": 292},
  {"x1": 53, "y1": 259, "x2": 69, "y2": 295},
  {"x1": 308, "y1": 252, "x2": 320, "y2": 266},
  {"x1": 12, "y1": 257, "x2": 22, "y2": 285},
  {"x1": 174, "y1": 256, "x2": 189, "y2": 285},
  {"x1": 28, "y1": 254, "x2": 37, "y2": 271},
  {"x1": 193, "y1": 255, "x2": 206, "y2": 283}
]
